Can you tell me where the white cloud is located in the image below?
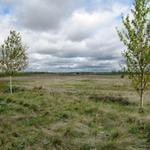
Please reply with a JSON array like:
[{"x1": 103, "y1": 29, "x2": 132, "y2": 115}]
[{"x1": 0, "y1": 0, "x2": 131, "y2": 72}]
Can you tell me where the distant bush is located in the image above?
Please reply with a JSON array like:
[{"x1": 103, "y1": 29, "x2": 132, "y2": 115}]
[
  {"x1": 3, "y1": 86, "x2": 25, "y2": 93},
  {"x1": 33, "y1": 86, "x2": 43, "y2": 91},
  {"x1": 121, "y1": 74, "x2": 124, "y2": 78},
  {"x1": 89, "y1": 95, "x2": 130, "y2": 105},
  {"x1": 80, "y1": 144, "x2": 92, "y2": 150}
]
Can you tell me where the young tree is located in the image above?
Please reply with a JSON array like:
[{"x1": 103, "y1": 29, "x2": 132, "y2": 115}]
[
  {"x1": 117, "y1": 0, "x2": 150, "y2": 110},
  {"x1": 0, "y1": 31, "x2": 28, "y2": 94}
]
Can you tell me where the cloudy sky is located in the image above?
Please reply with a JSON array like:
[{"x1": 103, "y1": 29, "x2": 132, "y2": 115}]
[{"x1": 0, "y1": 0, "x2": 133, "y2": 72}]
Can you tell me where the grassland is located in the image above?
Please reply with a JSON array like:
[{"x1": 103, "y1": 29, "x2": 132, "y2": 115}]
[{"x1": 0, "y1": 74, "x2": 150, "y2": 150}]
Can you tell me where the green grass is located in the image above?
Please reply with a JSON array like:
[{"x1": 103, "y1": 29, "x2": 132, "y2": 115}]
[{"x1": 0, "y1": 74, "x2": 150, "y2": 150}]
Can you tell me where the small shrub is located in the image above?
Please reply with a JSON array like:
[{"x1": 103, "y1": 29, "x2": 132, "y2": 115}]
[
  {"x1": 145, "y1": 121, "x2": 150, "y2": 148},
  {"x1": 3, "y1": 86, "x2": 25, "y2": 93},
  {"x1": 58, "y1": 111, "x2": 69, "y2": 120},
  {"x1": 99, "y1": 140, "x2": 117, "y2": 150},
  {"x1": 84, "y1": 106, "x2": 97, "y2": 115},
  {"x1": 32, "y1": 86, "x2": 44, "y2": 91},
  {"x1": 80, "y1": 144, "x2": 92, "y2": 150},
  {"x1": 121, "y1": 74, "x2": 124, "y2": 78},
  {"x1": 0, "y1": 101, "x2": 8, "y2": 113},
  {"x1": 89, "y1": 95, "x2": 130, "y2": 105},
  {"x1": 50, "y1": 136, "x2": 62, "y2": 147},
  {"x1": 63, "y1": 127, "x2": 84, "y2": 138}
]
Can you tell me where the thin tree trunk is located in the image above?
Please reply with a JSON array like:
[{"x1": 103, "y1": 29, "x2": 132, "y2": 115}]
[
  {"x1": 140, "y1": 89, "x2": 143, "y2": 109},
  {"x1": 9, "y1": 76, "x2": 13, "y2": 94},
  {"x1": 139, "y1": 74, "x2": 144, "y2": 112},
  {"x1": 139, "y1": 70, "x2": 144, "y2": 111}
]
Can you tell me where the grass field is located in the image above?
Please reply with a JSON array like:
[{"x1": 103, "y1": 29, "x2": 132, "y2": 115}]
[{"x1": 0, "y1": 74, "x2": 150, "y2": 150}]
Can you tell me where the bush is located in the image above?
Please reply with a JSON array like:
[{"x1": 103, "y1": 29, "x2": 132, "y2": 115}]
[{"x1": 89, "y1": 95, "x2": 130, "y2": 105}]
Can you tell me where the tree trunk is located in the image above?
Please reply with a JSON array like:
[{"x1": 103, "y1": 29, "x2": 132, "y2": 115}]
[
  {"x1": 139, "y1": 88, "x2": 144, "y2": 113},
  {"x1": 140, "y1": 90, "x2": 143, "y2": 108},
  {"x1": 9, "y1": 76, "x2": 13, "y2": 94},
  {"x1": 139, "y1": 71, "x2": 144, "y2": 111}
]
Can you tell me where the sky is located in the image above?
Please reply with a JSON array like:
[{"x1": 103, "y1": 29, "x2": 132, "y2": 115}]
[{"x1": 0, "y1": 0, "x2": 133, "y2": 72}]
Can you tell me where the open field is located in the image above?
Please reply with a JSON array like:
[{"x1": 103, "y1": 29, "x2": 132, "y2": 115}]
[{"x1": 0, "y1": 74, "x2": 150, "y2": 150}]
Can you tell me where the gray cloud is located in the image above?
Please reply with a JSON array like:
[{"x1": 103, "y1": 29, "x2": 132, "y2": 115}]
[
  {"x1": 0, "y1": 0, "x2": 130, "y2": 72},
  {"x1": 13, "y1": 0, "x2": 83, "y2": 31},
  {"x1": 28, "y1": 54, "x2": 120, "y2": 72}
]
